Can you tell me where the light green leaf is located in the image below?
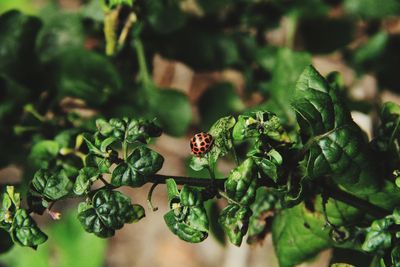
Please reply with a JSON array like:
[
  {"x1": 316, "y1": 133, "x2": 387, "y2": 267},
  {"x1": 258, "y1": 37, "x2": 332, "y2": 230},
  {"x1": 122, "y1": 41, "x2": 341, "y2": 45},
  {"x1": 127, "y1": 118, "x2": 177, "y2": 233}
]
[{"x1": 225, "y1": 158, "x2": 257, "y2": 205}]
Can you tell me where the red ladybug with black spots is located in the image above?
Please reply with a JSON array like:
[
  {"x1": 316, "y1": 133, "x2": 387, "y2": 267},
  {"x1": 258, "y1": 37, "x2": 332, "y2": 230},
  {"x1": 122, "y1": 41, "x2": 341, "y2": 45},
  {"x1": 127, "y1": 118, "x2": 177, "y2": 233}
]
[{"x1": 190, "y1": 132, "x2": 213, "y2": 157}]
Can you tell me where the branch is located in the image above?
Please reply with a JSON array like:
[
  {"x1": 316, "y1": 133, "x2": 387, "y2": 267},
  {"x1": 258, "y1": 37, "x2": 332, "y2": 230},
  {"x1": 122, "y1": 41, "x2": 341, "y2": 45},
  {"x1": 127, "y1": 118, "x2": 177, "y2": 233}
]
[
  {"x1": 326, "y1": 185, "x2": 390, "y2": 218},
  {"x1": 147, "y1": 174, "x2": 226, "y2": 189}
]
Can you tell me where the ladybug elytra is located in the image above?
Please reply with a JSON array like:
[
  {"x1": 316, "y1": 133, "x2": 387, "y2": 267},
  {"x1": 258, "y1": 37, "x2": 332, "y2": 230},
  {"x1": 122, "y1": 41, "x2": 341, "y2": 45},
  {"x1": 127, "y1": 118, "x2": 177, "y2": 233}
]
[{"x1": 190, "y1": 132, "x2": 213, "y2": 157}]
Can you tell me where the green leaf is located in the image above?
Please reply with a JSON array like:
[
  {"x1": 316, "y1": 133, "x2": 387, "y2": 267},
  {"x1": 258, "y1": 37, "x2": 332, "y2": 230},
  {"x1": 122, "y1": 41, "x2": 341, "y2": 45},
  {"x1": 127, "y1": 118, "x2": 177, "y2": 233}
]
[
  {"x1": 163, "y1": 183, "x2": 209, "y2": 243},
  {"x1": 292, "y1": 65, "x2": 400, "y2": 208},
  {"x1": 262, "y1": 48, "x2": 311, "y2": 123},
  {"x1": 190, "y1": 116, "x2": 236, "y2": 171},
  {"x1": 83, "y1": 133, "x2": 118, "y2": 173},
  {"x1": 30, "y1": 168, "x2": 73, "y2": 201},
  {"x1": 29, "y1": 140, "x2": 60, "y2": 169},
  {"x1": 165, "y1": 178, "x2": 180, "y2": 203},
  {"x1": 96, "y1": 118, "x2": 162, "y2": 144},
  {"x1": 153, "y1": 89, "x2": 192, "y2": 136},
  {"x1": 164, "y1": 210, "x2": 208, "y2": 243},
  {"x1": 55, "y1": 49, "x2": 122, "y2": 106},
  {"x1": 111, "y1": 146, "x2": 164, "y2": 187},
  {"x1": 352, "y1": 32, "x2": 388, "y2": 67},
  {"x1": 78, "y1": 189, "x2": 145, "y2": 238},
  {"x1": 218, "y1": 204, "x2": 251, "y2": 246},
  {"x1": 0, "y1": 186, "x2": 20, "y2": 228},
  {"x1": 272, "y1": 202, "x2": 331, "y2": 267},
  {"x1": 392, "y1": 246, "x2": 400, "y2": 267},
  {"x1": 200, "y1": 116, "x2": 236, "y2": 169},
  {"x1": 10, "y1": 209, "x2": 47, "y2": 249},
  {"x1": 35, "y1": 12, "x2": 84, "y2": 62},
  {"x1": 225, "y1": 158, "x2": 257, "y2": 205},
  {"x1": 233, "y1": 111, "x2": 290, "y2": 142},
  {"x1": 362, "y1": 217, "x2": 393, "y2": 252},
  {"x1": 73, "y1": 167, "x2": 100, "y2": 195}
]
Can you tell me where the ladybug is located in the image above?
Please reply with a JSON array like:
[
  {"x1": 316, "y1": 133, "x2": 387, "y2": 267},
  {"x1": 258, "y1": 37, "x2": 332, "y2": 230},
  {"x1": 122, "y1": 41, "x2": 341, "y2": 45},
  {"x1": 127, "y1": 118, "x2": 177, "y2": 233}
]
[{"x1": 190, "y1": 132, "x2": 213, "y2": 157}]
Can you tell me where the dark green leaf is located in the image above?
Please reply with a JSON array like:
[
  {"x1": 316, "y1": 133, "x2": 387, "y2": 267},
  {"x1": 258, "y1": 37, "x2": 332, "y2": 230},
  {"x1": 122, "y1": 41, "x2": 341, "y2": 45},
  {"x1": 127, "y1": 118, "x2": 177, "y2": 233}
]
[
  {"x1": 55, "y1": 49, "x2": 122, "y2": 106},
  {"x1": 164, "y1": 181, "x2": 209, "y2": 243},
  {"x1": 30, "y1": 168, "x2": 73, "y2": 201},
  {"x1": 111, "y1": 146, "x2": 164, "y2": 187},
  {"x1": 78, "y1": 189, "x2": 145, "y2": 238},
  {"x1": 10, "y1": 209, "x2": 47, "y2": 248},
  {"x1": 292, "y1": 65, "x2": 400, "y2": 209},
  {"x1": 35, "y1": 12, "x2": 84, "y2": 62},
  {"x1": 218, "y1": 204, "x2": 251, "y2": 246}
]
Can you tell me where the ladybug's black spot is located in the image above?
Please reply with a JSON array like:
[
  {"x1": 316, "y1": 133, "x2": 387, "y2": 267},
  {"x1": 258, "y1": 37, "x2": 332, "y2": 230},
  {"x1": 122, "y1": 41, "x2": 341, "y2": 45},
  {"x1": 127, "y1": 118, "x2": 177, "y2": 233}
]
[
  {"x1": 194, "y1": 148, "x2": 199, "y2": 152},
  {"x1": 200, "y1": 147, "x2": 205, "y2": 152},
  {"x1": 204, "y1": 137, "x2": 210, "y2": 143},
  {"x1": 200, "y1": 141, "x2": 205, "y2": 146}
]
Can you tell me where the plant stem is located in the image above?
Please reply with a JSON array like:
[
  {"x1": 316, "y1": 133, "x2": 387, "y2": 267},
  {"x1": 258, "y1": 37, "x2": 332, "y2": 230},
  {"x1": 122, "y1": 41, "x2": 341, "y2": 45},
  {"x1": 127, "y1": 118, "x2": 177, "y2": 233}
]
[
  {"x1": 104, "y1": 7, "x2": 120, "y2": 56},
  {"x1": 118, "y1": 12, "x2": 137, "y2": 48},
  {"x1": 148, "y1": 174, "x2": 225, "y2": 189},
  {"x1": 146, "y1": 174, "x2": 389, "y2": 218},
  {"x1": 133, "y1": 38, "x2": 152, "y2": 89}
]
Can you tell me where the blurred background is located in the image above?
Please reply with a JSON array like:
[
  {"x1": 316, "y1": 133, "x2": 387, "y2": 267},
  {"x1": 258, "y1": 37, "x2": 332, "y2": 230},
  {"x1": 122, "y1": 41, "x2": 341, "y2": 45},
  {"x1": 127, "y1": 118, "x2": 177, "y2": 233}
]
[{"x1": 1, "y1": 0, "x2": 400, "y2": 266}]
